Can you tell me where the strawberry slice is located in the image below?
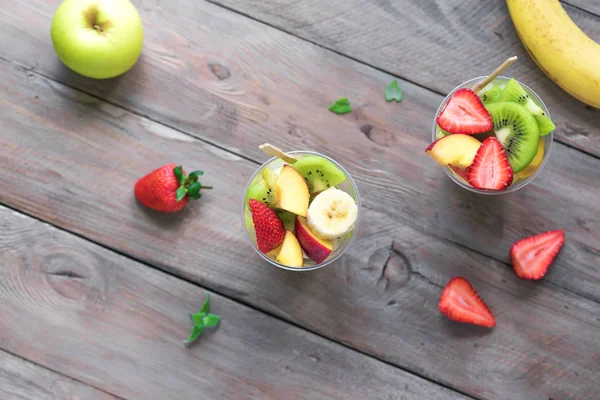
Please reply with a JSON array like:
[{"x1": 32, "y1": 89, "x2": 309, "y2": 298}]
[
  {"x1": 510, "y1": 230, "x2": 565, "y2": 280},
  {"x1": 249, "y1": 199, "x2": 285, "y2": 253},
  {"x1": 468, "y1": 137, "x2": 514, "y2": 190},
  {"x1": 436, "y1": 88, "x2": 493, "y2": 134},
  {"x1": 439, "y1": 277, "x2": 496, "y2": 328}
]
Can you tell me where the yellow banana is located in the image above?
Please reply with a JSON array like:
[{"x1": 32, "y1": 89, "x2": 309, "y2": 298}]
[{"x1": 506, "y1": 0, "x2": 600, "y2": 108}]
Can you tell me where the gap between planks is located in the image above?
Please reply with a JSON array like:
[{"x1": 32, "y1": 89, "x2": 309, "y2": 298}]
[
  {"x1": 561, "y1": 1, "x2": 600, "y2": 18},
  {"x1": 0, "y1": 202, "x2": 481, "y2": 400},
  {"x1": 0, "y1": 348, "x2": 126, "y2": 400},
  {"x1": 200, "y1": 0, "x2": 600, "y2": 161},
  {"x1": 1, "y1": 55, "x2": 598, "y2": 307}
]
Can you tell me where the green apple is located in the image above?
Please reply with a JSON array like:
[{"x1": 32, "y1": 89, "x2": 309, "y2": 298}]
[{"x1": 51, "y1": 0, "x2": 144, "y2": 79}]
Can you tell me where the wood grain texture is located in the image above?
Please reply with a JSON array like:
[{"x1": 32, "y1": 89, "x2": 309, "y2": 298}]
[
  {"x1": 204, "y1": 0, "x2": 600, "y2": 156},
  {"x1": 563, "y1": 0, "x2": 600, "y2": 16},
  {"x1": 0, "y1": 350, "x2": 119, "y2": 400},
  {"x1": 0, "y1": 206, "x2": 468, "y2": 400},
  {"x1": 0, "y1": 60, "x2": 599, "y2": 399},
  {"x1": 0, "y1": 0, "x2": 598, "y2": 301}
]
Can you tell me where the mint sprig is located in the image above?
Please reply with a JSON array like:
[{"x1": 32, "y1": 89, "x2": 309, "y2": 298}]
[
  {"x1": 385, "y1": 80, "x2": 402, "y2": 102},
  {"x1": 173, "y1": 166, "x2": 212, "y2": 202},
  {"x1": 185, "y1": 293, "x2": 221, "y2": 345},
  {"x1": 328, "y1": 97, "x2": 351, "y2": 115}
]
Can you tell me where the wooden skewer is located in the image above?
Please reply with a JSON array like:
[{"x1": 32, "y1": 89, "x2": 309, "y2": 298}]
[
  {"x1": 471, "y1": 56, "x2": 518, "y2": 93},
  {"x1": 259, "y1": 143, "x2": 298, "y2": 164}
]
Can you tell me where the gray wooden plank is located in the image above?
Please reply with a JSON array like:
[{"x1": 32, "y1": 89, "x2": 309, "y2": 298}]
[
  {"x1": 0, "y1": 59, "x2": 599, "y2": 399},
  {"x1": 0, "y1": 0, "x2": 598, "y2": 303},
  {"x1": 0, "y1": 206, "x2": 468, "y2": 400},
  {"x1": 0, "y1": 350, "x2": 119, "y2": 400},
  {"x1": 202, "y1": 0, "x2": 600, "y2": 157},
  {"x1": 563, "y1": 0, "x2": 600, "y2": 16}
]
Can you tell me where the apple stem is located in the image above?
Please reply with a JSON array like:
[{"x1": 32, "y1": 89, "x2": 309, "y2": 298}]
[{"x1": 94, "y1": 24, "x2": 104, "y2": 32}]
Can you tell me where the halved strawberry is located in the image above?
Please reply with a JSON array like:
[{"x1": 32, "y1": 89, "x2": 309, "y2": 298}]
[
  {"x1": 249, "y1": 199, "x2": 285, "y2": 253},
  {"x1": 468, "y1": 137, "x2": 514, "y2": 190},
  {"x1": 439, "y1": 277, "x2": 496, "y2": 328},
  {"x1": 436, "y1": 88, "x2": 493, "y2": 134},
  {"x1": 510, "y1": 230, "x2": 565, "y2": 280}
]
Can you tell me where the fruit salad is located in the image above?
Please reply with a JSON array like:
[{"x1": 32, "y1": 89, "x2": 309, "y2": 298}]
[
  {"x1": 243, "y1": 151, "x2": 360, "y2": 269},
  {"x1": 427, "y1": 76, "x2": 554, "y2": 193}
]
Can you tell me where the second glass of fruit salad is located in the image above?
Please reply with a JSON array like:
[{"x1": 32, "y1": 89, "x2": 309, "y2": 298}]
[
  {"x1": 242, "y1": 151, "x2": 360, "y2": 271},
  {"x1": 427, "y1": 76, "x2": 554, "y2": 194}
]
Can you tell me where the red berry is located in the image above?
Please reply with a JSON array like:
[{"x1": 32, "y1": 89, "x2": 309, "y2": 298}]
[
  {"x1": 510, "y1": 230, "x2": 565, "y2": 280},
  {"x1": 439, "y1": 277, "x2": 496, "y2": 328},
  {"x1": 468, "y1": 137, "x2": 514, "y2": 190},
  {"x1": 436, "y1": 88, "x2": 493, "y2": 134},
  {"x1": 135, "y1": 164, "x2": 210, "y2": 212},
  {"x1": 249, "y1": 199, "x2": 285, "y2": 253}
]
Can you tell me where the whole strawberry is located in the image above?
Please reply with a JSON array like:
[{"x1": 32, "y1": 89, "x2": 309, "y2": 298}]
[
  {"x1": 135, "y1": 164, "x2": 212, "y2": 212},
  {"x1": 248, "y1": 198, "x2": 285, "y2": 253}
]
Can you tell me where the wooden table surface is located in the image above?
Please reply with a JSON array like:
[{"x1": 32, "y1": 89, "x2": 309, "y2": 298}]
[{"x1": 1, "y1": 1, "x2": 599, "y2": 399}]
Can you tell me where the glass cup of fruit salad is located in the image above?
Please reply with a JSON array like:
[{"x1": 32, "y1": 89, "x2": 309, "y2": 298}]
[
  {"x1": 242, "y1": 150, "x2": 360, "y2": 271},
  {"x1": 426, "y1": 76, "x2": 554, "y2": 194}
]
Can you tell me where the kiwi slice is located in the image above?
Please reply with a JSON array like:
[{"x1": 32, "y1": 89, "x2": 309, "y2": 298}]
[
  {"x1": 515, "y1": 139, "x2": 545, "y2": 180},
  {"x1": 292, "y1": 155, "x2": 346, "y2": 193},
  {"x1": 498, "y1": 78, "x2": 555, "y2": 136},
  {"x1": 245, "y1": 178, "x2": 274, "y2": 208},
  {"x1": 486, "y1": 102, "x2": 540, "y2": 173},
  {"x1": 436, "y1": 125, "x2": 453, "y2": 137},
  {"x1": 276, "y1": 209, "x2": 296, "y2": 231},
  {"x1": 472, "y1": 130, "x2": 496, "y2": 142},
  {"x1": 479, "y1": 85, "x2": 502, "y2": 105},
  {"x1": 243, "y1": 208, "x2": 254, "y2": 229}
]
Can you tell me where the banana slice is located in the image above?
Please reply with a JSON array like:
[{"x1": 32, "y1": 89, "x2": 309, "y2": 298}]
[{"x1": 307, "y1": 188, "x2": 358, "y2": 240}]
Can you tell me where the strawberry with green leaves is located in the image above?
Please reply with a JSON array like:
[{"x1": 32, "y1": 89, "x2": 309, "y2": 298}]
[{"x1": 135, "y1": 164, "x2": 212, "y2": 212}]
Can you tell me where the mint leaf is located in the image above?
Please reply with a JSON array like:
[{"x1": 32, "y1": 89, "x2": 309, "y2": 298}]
[
  {"x1": 184, "y1": 293, "x2": 220, "y2": 346},
  {"x1": 174, "y1": 165, "x2": 183, "y2": 183},
  {"x1": 385, "y1": 80, "x2": 402, "y2": 102},
  {"x1": 175, "y1": 186, "x2": 187, "y2": 202},
  {"x1": 328, "y1": 97, "x2": 351, "y2": 115},
  {"x1": 191, "y1": 312, "x2": 206, "y2": 326},
  {"x1": 184, "y1": 324, "x2": 204, "y2": 345},
  {"x1": 200, "y1": 293, "x2": 210, "y2": 314},
  {"x1": 203, "y1": 314, "x2": 221, "y2": 328}
]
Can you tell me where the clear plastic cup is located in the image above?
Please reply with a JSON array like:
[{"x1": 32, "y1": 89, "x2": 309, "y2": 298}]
[
  {"x1": 432, "y1": 76, "x2": 554, "y2": 194},
  {"x1": 241, "y1": 151, "x2": 361, "y2": 271}
]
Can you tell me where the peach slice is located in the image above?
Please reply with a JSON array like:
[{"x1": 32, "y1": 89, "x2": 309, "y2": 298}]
[
  {"x1": 425, "y1": 134, "x2": 482, "y2": 174},
  {"x1": 276, "y1": 230, "x2": 304, "y2": 267},
  {"x1": 275, "y1": 165, "x2": 310, "y2": 217},
  {"x1": 295, "y1": 216, "x2": 333, "y2": 264},
  {"x1": 265, "y1": 244, "x2": 283, "y2": 260}
]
